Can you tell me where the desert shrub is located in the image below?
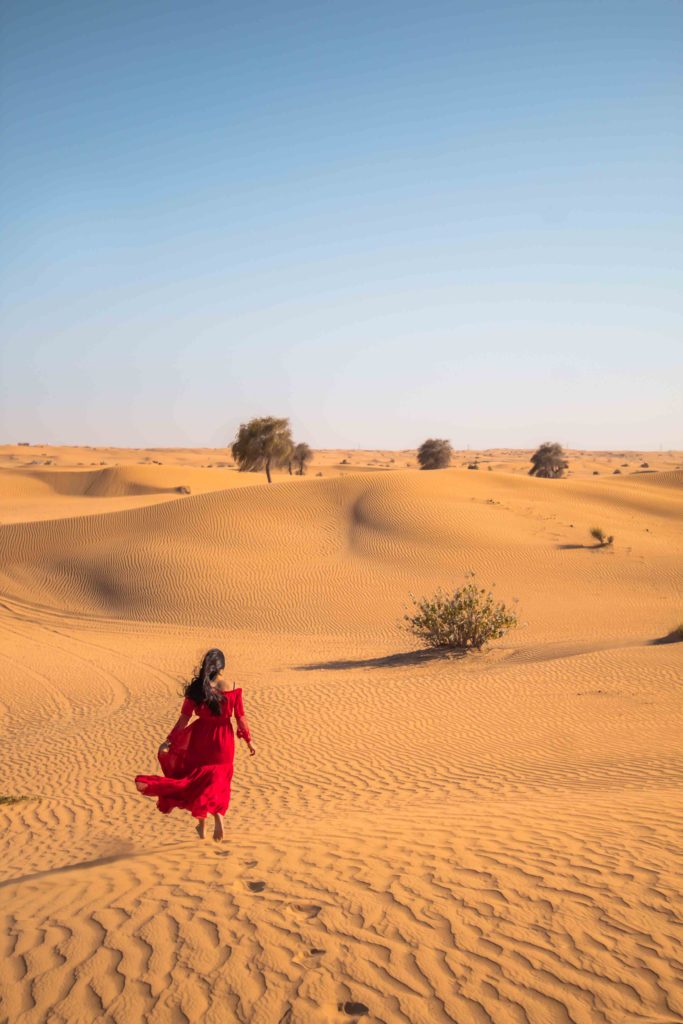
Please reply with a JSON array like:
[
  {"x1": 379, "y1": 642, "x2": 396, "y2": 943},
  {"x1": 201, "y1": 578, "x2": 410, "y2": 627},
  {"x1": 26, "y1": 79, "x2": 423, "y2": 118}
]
[
  {"x1": 315, "y1": 471, "x2": 323, "y2": 477},
  {"x1": 340, "y1": 458, "x2": 349, "y2": 465},
  {"x1": 529, "y1": 442, "x2": 568, "y2": 478},
  {"x1": 292, "y1": 442, "x2": 313, "y2": 476},
  {"x1": 177, "y1": 486, "x2": 191, "y2": 494},
  {"x1": 404, "y1": 580, "x2": 517, "y2": 651},
  {"x1": 590, "y1": 527, "x2": 613, "y2": 547},
  {"x1": 641, "y1": 462, "x2": 649, "y2": 468},
  {"x1": 613, "y1": 468, "x2": 621, "y2": 475},
  {"x1": 417, "y1": 438, "x2": 452, "y2": 470},
  {"x1": 467, "y1": 462, "x2": 480, "y2": 470},
  {"x1": 593, "y1": 470, "x2": 599, "y2": 475},
  {"x1": 231, "y1": 416, "x2": 293, "y2": 483}
]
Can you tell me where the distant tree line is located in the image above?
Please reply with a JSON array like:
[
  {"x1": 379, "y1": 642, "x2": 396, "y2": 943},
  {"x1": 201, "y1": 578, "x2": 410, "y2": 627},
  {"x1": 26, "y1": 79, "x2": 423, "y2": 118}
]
[
  {"x1": 231, "y1": 421, "x2": 572, "y2": 483},
  {"x1": 416, "y1": 437, "x2": 570, "y2": 478}
]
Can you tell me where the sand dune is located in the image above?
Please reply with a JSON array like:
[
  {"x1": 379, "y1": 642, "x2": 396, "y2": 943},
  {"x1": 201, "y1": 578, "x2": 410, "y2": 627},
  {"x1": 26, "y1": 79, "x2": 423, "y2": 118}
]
[
  {"x1": 0, "y1": 454, "x2": 681, "y2": 1023},
  {"x1": 0, "y1": 464, "x2": 269, "y2": 523}
]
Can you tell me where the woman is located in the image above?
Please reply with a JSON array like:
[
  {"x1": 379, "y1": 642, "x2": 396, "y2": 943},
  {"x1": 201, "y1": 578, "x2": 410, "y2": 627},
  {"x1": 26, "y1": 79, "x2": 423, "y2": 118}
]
[{"x1": 135, "y1": 648, "x2": 255, "y2": 841}]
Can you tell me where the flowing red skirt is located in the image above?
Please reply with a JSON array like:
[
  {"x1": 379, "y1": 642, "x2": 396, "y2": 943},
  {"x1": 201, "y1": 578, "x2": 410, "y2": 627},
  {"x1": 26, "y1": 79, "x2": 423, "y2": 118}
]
[{"x1": 135, "y1": 717, "x2": 235, "y2": 819}]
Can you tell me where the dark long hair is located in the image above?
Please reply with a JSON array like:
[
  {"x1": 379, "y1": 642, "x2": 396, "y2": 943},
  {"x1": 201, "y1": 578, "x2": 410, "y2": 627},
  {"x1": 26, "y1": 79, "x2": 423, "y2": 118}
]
[{"x1": 184, "y1": 648, "x2": 226, "y2": 715}]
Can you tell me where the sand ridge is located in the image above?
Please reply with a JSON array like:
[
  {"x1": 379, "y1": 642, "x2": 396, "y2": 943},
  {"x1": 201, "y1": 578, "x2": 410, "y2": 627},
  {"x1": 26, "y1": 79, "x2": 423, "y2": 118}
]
[{"x1": 0, "y1": 450, "x2": 681, "y2": 1023}]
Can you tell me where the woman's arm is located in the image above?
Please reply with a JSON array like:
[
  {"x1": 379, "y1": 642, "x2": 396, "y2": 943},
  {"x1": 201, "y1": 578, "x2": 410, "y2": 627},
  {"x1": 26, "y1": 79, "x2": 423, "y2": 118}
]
[
  {"x1": 235, "y1": 690, "x2": 256, "y2": 756},
  {"x1": 158, "y1": 698, "x2": 194, "y2": 753}
]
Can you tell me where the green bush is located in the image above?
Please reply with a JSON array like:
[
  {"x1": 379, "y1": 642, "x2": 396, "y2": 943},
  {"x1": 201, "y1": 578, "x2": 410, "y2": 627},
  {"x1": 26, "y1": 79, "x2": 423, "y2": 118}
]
[{"x1": 404, "y1": 580, "x2": 517, "y2": 651}]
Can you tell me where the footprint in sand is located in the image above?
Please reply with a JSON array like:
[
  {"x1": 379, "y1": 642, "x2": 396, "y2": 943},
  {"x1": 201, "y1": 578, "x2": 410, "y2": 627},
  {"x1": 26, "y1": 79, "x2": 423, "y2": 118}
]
[
  {"x1": 292, "y1": 947, "x2": 326, "y2": 967},
  {"x1": 338, "y1": 1001, "x2": 369, "y2": 1017},
  {"x1": 247, "y1": 880, "x2": 266, "y2": 893},
  {"x1": 292, "y1": 903, "x2": 321, "y2": 919}
]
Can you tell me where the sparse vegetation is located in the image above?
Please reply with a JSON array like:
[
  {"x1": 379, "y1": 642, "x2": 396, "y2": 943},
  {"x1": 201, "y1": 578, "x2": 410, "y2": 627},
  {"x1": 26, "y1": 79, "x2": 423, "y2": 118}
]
[
  {"x1": 613, "y1": 468, "x2": 621, "y2": 475},
  {"x1": 467, "y1": 461, "x2": 480, "y2": 470},
  {"x1": 0, "y1": 795, "x2": 32, "y2": 805},
  {"x1": 590, "y1": 527, "x2": 614, "y2": 547},
  {"x1": 292, "y1": 442, "x2": 313, "y2": 476},
  {"x1": 417, "y1": 438, "x2": 452, "y2": 470},
  {"x1": 641, "y1": 462, "x2": 649, "y2": 468},
  {"x1": 403, "y1": 579, "x2": 517, "y2": 651},
  {"x1": 593, "y1": 470, "x2": 599, "y2": 475},
  {"x1": 231, "y1": 416, "x2": 294, "y2": 483},
  {"x1": 529, "y1": 442, "x2": 568, "y2": 479}
]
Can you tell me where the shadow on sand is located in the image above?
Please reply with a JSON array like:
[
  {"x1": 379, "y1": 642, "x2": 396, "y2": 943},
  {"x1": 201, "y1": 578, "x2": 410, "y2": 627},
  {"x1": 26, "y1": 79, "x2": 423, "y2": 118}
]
[
  {"x1": 651, "y1": 628, "x2": 683, "y2": 646},
  {"x1": 556, "y1": 543, "x2": 606, "y2": 550},
  {"x1": 294, "y1": 647, "x2": 466, "y2": 671}
]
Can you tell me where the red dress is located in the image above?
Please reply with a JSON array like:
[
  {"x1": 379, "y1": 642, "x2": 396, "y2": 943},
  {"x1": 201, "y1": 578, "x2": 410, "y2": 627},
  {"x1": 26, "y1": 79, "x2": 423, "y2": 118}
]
[{"x1": 135, "y1": 689, "x2": 251, "y2": 819}]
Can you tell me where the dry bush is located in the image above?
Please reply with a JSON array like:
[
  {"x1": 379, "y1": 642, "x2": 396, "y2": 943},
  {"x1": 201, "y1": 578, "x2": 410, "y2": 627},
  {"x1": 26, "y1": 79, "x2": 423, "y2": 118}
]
[
  {"x1": 417, "y1": 438, "x2": 452, "y2": 470},
  {"x1": 590, "y1": 527, "x2": 614, "y2": 547},
  {"x1": 404, "y1": 580, "x2": 517, "y2": 651},
  {"x1": 529, "y1": 442, "x2": 568, "y2": 478}
]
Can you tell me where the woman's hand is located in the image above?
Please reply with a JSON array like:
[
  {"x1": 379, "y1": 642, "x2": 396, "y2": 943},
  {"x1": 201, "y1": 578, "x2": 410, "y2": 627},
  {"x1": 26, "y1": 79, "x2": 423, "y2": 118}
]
[
  {"x1": 158, "y1": 741, "x2": 171, "y2": 754},
  {"x1": 247, "y1": 743, "x2": 256, "y2": 757}
]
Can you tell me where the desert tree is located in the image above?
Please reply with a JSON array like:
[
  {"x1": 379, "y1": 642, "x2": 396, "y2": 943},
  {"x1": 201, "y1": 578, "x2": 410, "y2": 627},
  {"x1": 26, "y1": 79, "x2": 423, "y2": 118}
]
[
  {"x1": 417, "y1": 438, "x2": 452, "y2": 470},
  {"x1": 528, "y1": 442, "x2": 568, "y2": 479},
  {"x1": 292, "y1": 442, "x2": 313, "y2": 476},
  {"x1": 231, "y1": 416, "x2": 293, "y2": 483}
]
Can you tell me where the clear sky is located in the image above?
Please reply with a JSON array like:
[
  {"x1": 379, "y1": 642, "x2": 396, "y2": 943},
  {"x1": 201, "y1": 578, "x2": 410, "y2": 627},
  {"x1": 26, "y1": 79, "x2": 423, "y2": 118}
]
[{"x1": 1, "y1": 0, "x2": 681, "y2": 450}]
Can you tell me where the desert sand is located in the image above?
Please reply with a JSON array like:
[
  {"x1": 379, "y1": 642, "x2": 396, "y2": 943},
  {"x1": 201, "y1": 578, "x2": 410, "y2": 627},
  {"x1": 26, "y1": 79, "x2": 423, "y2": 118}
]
[{"x1": 0, "y1": 445, "x2": 681, "y2": 1024}]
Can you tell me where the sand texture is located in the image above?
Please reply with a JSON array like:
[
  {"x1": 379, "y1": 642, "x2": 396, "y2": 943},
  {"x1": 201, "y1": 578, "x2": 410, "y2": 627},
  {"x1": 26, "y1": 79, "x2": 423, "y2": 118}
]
[{"x1": 0, "y1": 448, "x2": 681, "y2": 1024}]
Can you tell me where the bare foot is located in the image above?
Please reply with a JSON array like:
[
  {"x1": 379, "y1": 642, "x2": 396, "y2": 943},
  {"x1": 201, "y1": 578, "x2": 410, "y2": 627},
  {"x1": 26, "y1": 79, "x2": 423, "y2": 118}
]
[
  {"x1": 195, "y1": 819, "x2": 206, "y2": 840},
  {"x1": 213, "y1": 815, "x2": 224, "y2": 842}
]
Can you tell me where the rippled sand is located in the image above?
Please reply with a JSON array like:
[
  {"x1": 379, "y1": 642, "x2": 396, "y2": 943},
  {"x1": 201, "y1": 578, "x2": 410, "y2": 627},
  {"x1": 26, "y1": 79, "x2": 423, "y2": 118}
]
[{"x1": 0, "y1": 447, "x2": 681, "y2": 1024}]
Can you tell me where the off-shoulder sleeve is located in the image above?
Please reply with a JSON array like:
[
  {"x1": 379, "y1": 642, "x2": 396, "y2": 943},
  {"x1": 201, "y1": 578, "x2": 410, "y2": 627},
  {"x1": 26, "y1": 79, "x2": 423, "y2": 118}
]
[
  {"x1": 180, "y1": 697, "x2": 196, "y2": 717},
  {"x1": 234, "y1": 689, "x2": 252, "y2": 743},
  {"x1": 166, "y1": 698, "x2": 195, "y2": 742}
]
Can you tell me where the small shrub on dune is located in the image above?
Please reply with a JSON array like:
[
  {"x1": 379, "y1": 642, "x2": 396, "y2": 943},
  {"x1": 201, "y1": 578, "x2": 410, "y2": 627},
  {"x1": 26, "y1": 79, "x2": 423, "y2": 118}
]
[
  {"x1": 404, "y1": 580, "x2": 517, "y2": 651},
  {"x1": 417, "y1": 438, "x2": 452, "y2": 470},
  {"x1": 613, "y1": 468, "x2": 621, "y2": 475},
  {"x1": 590, "y1": 527, "x2": 614, "y2": 547}
]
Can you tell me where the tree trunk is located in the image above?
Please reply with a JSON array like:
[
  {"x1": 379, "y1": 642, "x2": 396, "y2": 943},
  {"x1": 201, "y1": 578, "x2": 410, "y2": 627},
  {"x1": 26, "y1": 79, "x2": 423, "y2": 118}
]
[
  {"x1": 288, "y1": 461, "x2": 292, "y2": 475},
  {"x1": 265, "y1": 459, "x2": 272, "y2": 484}
]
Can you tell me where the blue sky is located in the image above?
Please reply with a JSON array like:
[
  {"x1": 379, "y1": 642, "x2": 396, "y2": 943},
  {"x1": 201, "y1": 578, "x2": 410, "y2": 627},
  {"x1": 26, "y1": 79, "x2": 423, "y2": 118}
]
[{"x1": 1, "y1": 0, "x2": 681, "y2": 449}]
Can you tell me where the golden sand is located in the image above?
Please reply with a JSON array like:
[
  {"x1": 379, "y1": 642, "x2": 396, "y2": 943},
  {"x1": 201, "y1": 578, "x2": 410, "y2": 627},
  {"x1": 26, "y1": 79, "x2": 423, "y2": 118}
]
[{"x1": 0, "y1": 445, "x2": 681, "y2": 1023}]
